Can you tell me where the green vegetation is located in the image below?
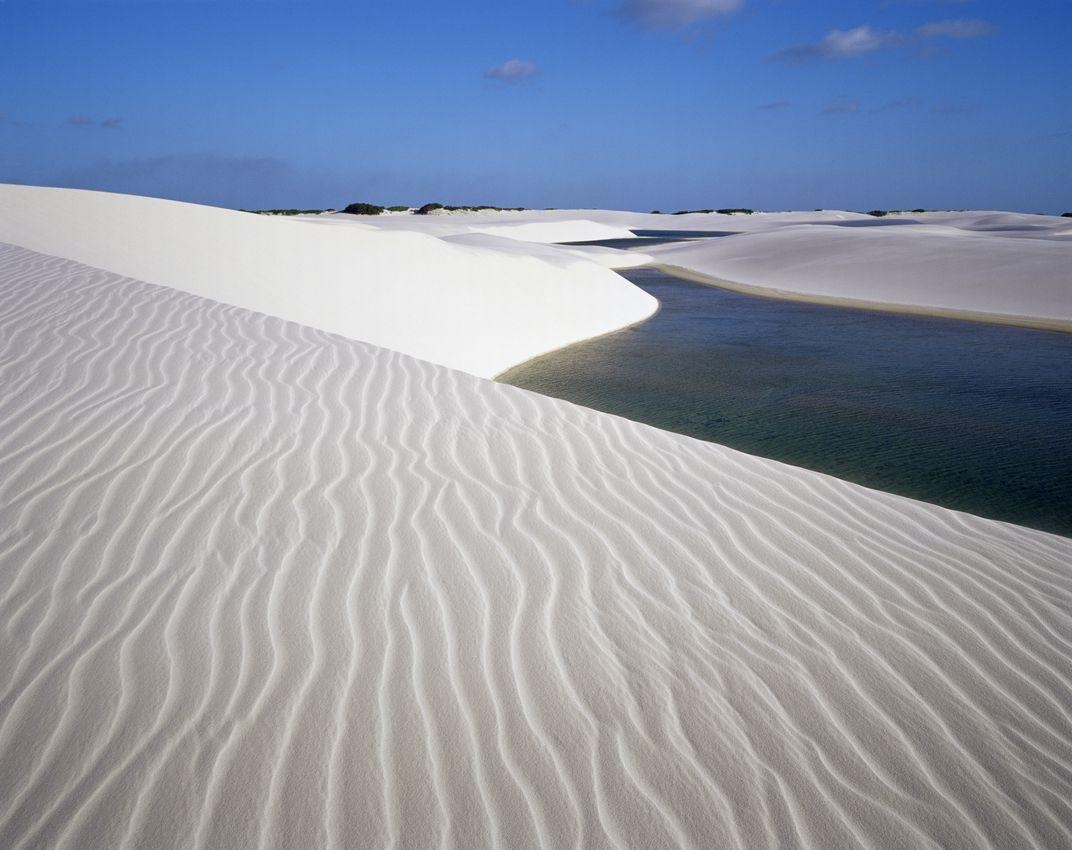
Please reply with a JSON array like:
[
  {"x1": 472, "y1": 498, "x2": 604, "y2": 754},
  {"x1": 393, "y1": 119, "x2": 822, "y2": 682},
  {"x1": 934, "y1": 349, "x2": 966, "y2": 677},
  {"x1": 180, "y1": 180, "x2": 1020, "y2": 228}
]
[
  {"x1": 444, "y1": 204, "x2": 527, "y2": 212},
  {"x1": 248, "y1": 201, "x2": 533, "y2": 217},
  {"x1": 1062, "y1": 212, "x2": 1072, "y2": 218},
  {"x1": 415, "y1": 202, "x2": 527, "y2": 215},
  {"x1": 243, "y1": 208, "x2": 328, "y2": 216},
  {"x1": 671, "y1": 208, "x2": 755, "y2": 215},
  {"x1": 342, "y1": 202, "x2": 385, "y2": 215},
  {"x1": 650, "y1": 210, "x2": 661, "y2": 214},
  {"x1": 912, "y1": 209, "x2": 927, "y2": 213},
  {"x1": 867, "y1": 210, "x2": 889, "y2": 217}
]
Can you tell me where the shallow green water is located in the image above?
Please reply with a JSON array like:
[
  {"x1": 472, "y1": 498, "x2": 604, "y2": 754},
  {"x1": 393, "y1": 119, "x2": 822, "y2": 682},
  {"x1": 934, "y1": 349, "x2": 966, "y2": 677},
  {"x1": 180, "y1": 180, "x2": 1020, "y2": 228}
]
[{"x1": 500, "y1": 267, "x2": 1072, "y2": 537}]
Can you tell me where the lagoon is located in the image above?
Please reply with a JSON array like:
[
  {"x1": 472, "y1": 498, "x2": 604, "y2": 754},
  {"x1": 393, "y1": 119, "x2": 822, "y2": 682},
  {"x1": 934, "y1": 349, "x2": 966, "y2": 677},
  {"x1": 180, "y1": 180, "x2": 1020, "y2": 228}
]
[{"x1": 501, "y1": 266, "x2": 1072, "y2": 537}]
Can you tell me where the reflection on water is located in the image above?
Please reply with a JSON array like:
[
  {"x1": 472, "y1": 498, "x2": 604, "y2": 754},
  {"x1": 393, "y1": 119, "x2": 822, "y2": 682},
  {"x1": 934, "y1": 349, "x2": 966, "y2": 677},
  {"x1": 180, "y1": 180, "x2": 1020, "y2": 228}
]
[
  {"x1": 562, "y1": 229, "x2": 741, "y2": 250},
  {"x1": 500, "y1": 268, "x2": 1072, "y2": 537}
]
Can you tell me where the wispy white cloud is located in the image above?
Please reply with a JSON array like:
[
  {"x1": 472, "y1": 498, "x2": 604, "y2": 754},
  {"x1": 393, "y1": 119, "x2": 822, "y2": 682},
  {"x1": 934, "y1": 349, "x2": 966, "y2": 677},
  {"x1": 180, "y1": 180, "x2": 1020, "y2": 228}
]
[
  {"x1": 618, "y1": 0, "x2": 742, "y2": 29},
  {"x1": 772, "y1": 25, "x2": 897, "y2": 63},
  {"x1": 771, "y1": 17, "x2": 996, "y2": 63},
  {"x1": 484, "y1": 59, "x2": 537, "y2": 82}
]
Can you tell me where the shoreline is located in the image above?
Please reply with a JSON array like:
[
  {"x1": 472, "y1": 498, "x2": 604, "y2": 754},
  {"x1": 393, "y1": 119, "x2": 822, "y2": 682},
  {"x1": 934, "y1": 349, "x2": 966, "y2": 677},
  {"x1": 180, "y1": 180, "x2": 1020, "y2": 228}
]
[
  {"x1": 654, "y1": 262, "x2": 1072, "y2": 335},
  {"x1": 492, "y1": 287, "x2": 662, "y2": 381}
]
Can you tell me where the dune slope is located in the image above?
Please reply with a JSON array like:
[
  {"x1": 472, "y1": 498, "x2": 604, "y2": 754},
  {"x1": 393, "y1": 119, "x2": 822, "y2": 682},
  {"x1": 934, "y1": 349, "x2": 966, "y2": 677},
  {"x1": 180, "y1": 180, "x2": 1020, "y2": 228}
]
[
  {"x1": 648, "y1": 224, "x2": 1072, "y2": 329},
  {"x1": 2, "y1": 242, "x2": 1071, "y2": 848},
  {"x1": 0, "y1": 185, "x2": 656, "y2": 378}
]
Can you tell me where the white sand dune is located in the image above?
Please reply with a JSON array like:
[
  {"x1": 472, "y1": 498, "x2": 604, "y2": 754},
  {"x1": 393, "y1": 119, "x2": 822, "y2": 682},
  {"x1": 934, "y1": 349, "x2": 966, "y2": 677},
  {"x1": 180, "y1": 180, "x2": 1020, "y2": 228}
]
[
  {"x1": 0, "y1": 185, "x2": 656, "y2": 378},
  {"x1": 334, "y1": 206, "x2": 1072, "y2": 243},
  {"x1": 647, "y1": 224, "x2": 1072, "y2": 329},
  {"x1": 441, "y1": 232, "x2": 653, "y2": 270},
  {"x1": 2, "y1": 240, "x2": 1072, "y2": 849},
  {"x1": 317, "y1": 205, "x2": 1072, "y2": 328},
  {"x1": 317, "y1": 211, "x2": 637, "y2": 245}
]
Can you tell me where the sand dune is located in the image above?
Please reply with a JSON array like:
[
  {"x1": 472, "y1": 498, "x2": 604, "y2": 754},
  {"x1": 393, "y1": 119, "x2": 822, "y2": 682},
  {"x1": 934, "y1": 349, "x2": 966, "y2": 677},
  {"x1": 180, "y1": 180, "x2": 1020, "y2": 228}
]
[
  {"x1": 647, "y1": 224, "x2": 1072, "y2": 329},
  {"x1": 0, "y1": 185, "x2": 656, "y2": 378},
  {"x1": 2, "y1": 240, "x2": 1071, "y2": 848},
  {"x1": 318, "y1": 204, "x2": 1072, "y2": 328},
  {"x1": 316, "y1": 211, "x2": 638, "y2": 244},
  {"x1": 340, "y1": 206, "x2": 1072, "y2": 244},
  {"x1": 441, "y1": 232, "x2": 653, "y2": 270}
]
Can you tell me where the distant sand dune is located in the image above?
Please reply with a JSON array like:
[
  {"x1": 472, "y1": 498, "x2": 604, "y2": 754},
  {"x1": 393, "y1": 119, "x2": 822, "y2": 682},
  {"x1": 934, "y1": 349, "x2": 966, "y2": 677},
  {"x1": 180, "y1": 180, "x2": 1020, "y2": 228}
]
[{"x1": 2, "y1": 242, "x2": 1072, "y2": 848}]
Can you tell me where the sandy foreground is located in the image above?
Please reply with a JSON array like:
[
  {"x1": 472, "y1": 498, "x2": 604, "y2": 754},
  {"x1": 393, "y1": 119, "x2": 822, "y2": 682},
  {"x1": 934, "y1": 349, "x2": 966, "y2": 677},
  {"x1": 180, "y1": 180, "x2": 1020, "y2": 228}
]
[{"x1": 1, "y1": 189, "x2": 1072, "y2": 848}]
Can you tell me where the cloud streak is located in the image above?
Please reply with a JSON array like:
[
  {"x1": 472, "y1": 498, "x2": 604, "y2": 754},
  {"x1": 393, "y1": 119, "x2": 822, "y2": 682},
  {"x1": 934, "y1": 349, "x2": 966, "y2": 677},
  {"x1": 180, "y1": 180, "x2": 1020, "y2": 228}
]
[
  {"x1": 484, "y1": 59, "x2": 537, "y2": 82},
  {"x1": 771, "y1": 17, "x2": 996, "y2": 63}
]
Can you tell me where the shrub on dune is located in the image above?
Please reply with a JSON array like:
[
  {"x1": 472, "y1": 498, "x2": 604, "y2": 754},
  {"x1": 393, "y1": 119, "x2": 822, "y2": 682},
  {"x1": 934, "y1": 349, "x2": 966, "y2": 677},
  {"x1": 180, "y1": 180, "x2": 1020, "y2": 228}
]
[{"x1": 342, "y1": 202, "x2": 385, "y2": 215}]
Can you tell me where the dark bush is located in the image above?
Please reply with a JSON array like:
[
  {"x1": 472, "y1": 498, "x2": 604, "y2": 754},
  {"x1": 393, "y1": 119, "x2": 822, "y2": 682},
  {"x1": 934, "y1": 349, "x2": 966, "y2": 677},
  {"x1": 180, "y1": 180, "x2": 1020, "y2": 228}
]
[
  {"x1": 342, "y1": 202, "x2": 384, "y2": 215},
  {"x1": 912, "y1": 208, "x2": 927, "y2": 213},
  {"x1": 650, "y1": 210, "x2": 661, "y2": 214},
  {"x1": 246, "y1": 208, "x2": 327, "y2": 216},
  {"x1": 867, "y1": 210, "x2": 888, "y2": 217},
  {"x1": 1062, "y1": 212, "x2": 1072, "y2": 218},
  {"x1": 416, "y1": 203, "x2": 444, "y2": 215},
  {"x1": 717, "y1": 208, "x2": 754, "y2": 215},
  {"x1": 387, "y1": 205, "x2": 410, "y2": 212}
]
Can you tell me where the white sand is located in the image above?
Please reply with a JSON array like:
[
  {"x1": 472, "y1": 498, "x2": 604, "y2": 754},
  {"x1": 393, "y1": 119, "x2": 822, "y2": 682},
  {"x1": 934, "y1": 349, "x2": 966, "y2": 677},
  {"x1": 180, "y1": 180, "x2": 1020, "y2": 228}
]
[
  {"x1": 647, "y1": 224, "x2": 1072, "y2": 328},
  {"x1": 441, "y1": 233, "x2": 653, "y2": 270},
  {"x1": 2, "y1": 190, "x2": 1072, "y2": 847},
  {"x1": 0, "y1": 185, "x2": 656, "y2": 378},
  {"x1": 315, "y1": 211, "x2": 638, "y2": 244},
  {"x1": 337, "y1": 206, "x2": 1072, "y2": 328},
  {"x1": 2, "y1": 236, "x2": 1072, "y2": 848}
]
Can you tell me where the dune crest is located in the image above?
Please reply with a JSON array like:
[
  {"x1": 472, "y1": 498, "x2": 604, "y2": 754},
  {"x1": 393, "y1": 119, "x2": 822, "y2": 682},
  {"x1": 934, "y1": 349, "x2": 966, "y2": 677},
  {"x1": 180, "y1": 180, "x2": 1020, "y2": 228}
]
[
  {"x1": 2, "y1": 241, "x2": 1071, "y2": 848},
  {"x1": 0, "y1": 185, "x2": 656, "y2": 378}
]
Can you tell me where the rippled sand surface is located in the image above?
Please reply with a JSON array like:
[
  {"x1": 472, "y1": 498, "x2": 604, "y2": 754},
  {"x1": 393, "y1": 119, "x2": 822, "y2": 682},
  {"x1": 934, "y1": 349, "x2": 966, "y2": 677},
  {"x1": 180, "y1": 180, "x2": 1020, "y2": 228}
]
[{"x1": 2, "y1": 243, "x2": 1071, "y2": 848}]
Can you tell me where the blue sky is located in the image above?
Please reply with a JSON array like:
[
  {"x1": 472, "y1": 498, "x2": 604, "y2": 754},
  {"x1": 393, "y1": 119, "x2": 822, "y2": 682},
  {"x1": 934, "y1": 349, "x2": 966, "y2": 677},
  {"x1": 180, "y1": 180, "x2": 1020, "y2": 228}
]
[{"x1": 2, "y1": 0, "x2": 1069, "y2": 212}]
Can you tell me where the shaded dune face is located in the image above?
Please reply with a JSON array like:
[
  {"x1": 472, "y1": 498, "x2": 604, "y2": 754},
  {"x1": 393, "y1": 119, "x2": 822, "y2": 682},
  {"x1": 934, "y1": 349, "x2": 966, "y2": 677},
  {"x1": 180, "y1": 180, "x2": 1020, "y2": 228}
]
[{"x1": 1, "y1": 241, "x2": 1071, "y2": 848}]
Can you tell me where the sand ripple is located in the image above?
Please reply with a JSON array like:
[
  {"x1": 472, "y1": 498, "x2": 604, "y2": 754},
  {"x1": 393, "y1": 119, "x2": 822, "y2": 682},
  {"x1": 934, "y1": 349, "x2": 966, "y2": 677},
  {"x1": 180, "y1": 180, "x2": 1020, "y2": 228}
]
[{"x1": 2, "y1": 242, "x2": 1071, "y2": 848}]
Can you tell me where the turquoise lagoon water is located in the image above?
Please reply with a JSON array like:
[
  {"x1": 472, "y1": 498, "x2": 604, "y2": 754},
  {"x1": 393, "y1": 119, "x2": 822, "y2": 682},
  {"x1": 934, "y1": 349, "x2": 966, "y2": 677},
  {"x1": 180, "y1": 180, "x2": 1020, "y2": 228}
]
[{"x1": 500, "y1": 266, "x2": 1072, "y2": 537}]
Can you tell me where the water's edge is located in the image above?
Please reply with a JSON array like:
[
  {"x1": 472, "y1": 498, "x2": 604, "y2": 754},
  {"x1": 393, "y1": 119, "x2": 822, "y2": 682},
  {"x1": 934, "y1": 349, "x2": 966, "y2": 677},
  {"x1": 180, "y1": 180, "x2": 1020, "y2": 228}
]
[{"x1": 501, "y1": 266, "x2": 1072, "y2": 537}]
